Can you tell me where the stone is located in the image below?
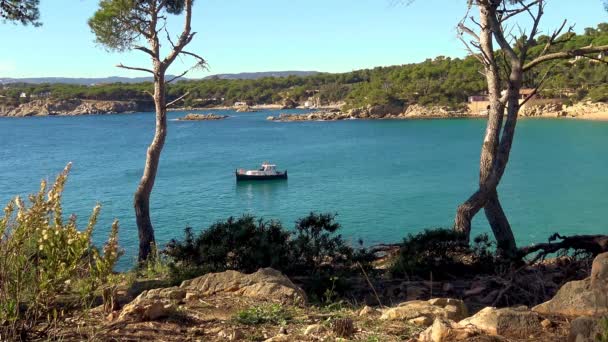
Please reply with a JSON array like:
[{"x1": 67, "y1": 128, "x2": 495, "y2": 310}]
[
  {"x1": 418, "y1": 317, "x2": 478, "y2": 342},
  {"x1": 263, "y1": 334, "x2": 291, "y2": 342},
  {"x1": 117, "y1": 300, "x2": 174, "y2": 322},
  {"x1": 541, "y1": 318, "x2": 553, "y2": 329},
  {"x1": 409, "y1": 316, "x2": 433, "y2": 326},
  {"x1": 380, "y1": 298, "x2": 468, "y2": 325},
  {"x1": 178, "y1": 113, "x2": 228, "y2": 121},
  {"x1": 458, "y1": 306, "x2": 541, "y2": 338},
  {"x1": 358, "y1": 305, "x2": 380, "y2": 316},
  {"x1": 591, "y1": 252, "x2": 608, "y2": 288},
  {"x1": 218, "y1": 329, "x2": 245, "y2": 341},
  {"x1": 278, "y1": 326, "x2": 288, "y2": 335},
  {"x1": 180, "y1": 268, "x2": 307, "y2": 305},
  {"x1": 568, "y1": 316, "x2": 603, "y2": 342},
  {"x1": 533, "y1": 253, "x2": 608, "y2": 317},
  {"x1": 303, "y1": 324, "x2": 327, "y2": 336},
  {"x1": 266, "y1": 116, "x2": 275, "y2": 121}
]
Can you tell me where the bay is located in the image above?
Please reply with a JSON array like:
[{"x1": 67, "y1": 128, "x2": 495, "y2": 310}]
[{"x1": 1, "y1": 109, "x2": 607, "y2": 269}]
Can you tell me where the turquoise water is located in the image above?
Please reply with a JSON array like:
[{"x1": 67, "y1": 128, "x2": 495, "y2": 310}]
[{"x1": 1, "y1": 110, "x2": 607, "y2": 269}]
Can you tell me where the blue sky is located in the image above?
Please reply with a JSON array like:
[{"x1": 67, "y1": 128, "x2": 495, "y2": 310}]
[{"x1": 0, "y1": 0, "x2": 606, "y2": 78}]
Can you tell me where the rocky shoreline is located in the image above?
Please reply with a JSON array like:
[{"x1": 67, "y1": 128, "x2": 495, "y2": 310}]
[
  {"x1": 0, "y1": 99, "x2": 152, "y2": 117},
  {"x1": 267, "y1": 104, "x2": 483, "y2": 122},
  {"x1": 267, "y1": 101, "x2": 608, "y2": 122},
  {"x1": 177, "y1": 113, "x2": 229, "y2": 121}
]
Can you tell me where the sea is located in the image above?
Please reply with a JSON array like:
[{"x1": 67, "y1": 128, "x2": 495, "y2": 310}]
[{"x1": 1, "y1": 109, "x2": 607, "y2": 269}]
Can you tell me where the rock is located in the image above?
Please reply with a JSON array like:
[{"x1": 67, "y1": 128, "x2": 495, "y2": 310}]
[
  {"x1": 541, "y1": 318, "x2": 553, "y2": 329},
  {"x1": 218, "y1": 329, "x2": 245, "y2": 341},
  {"x1": 264, "y1": 334, "x2": 291, "y2": 342},
  {"x1": 180, "y1": 268, "x2": 307, "y2": 305},
  {"x1": 266, "y1": 116, "x2": 275, "y2": 121},
  {"x1": 409, "y1": 316, "x2": 433, "y2": 326},
  {"x1": 568, "y1": 316, "x2": 603, "y2": 342},
  {"x1": 303, "y1": 324, "x2": 327, "y2": 336},
  {"x1": 3, "y1": 99, "x2": 143, "y2": 117},
  {"x1": 278, "y1": 326, "x2": 288, "y2": 335},
  {"x1": 458, "y1": 306, "x2": 541, "y2": 338},
  {"x1": 178, "y1": 113, "x2": 228, "y2": 121},
  {"x1": 591, "y1": 252, "x2": 608, "y2": 288},
  {"x1": 359, "y1": 305, "x2": 380, "y2": 316},
  {"x1": 533, "y1": 252, "x2": 608, "y2": 317},
  {"x1": 117, "y1": 300, "x2": 174, "y2": 322},
  {"x1": 418, "y1": 317, "x2": 478, "y2": 342},
  {"x1": 380, "y1": 298, "x2": 468, "y2": 325}
]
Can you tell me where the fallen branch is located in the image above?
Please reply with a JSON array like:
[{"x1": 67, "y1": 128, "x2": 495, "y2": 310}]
[{"x1": 518, "y1": 234, "x2": 608, "y2": 261}]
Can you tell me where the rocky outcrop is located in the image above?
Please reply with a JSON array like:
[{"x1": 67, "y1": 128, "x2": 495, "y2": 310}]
[
  {"x1": 380, "y1": 298, "x2": 468, "y2": 326},
  {"x1": 115, "y1": 268, "x2": 306, "y2": 323},
  {"x1": 180, "y1": 268, "x2": 307, "y2": 305},
  {"x1": 568, "y1": 316, "x2": 606, "y2": 342},
  {"x1": 533, "y1": 252, "x2": 608, "y2": 317},
  {"x1": 519, "y1": 101, "x2": 608, "y2": 119},
  {"x1": 267, "y1": 104, "x2": 478, "y2": 122},
  {"x1": 458, "y1": 306, "x2": 542, "y2": 338},
  {"x1": 418, "y1": 317, "x2": 480, "y2": 342},
  {"x1": 177, "y1": 113, "x2": 228, "y2": 121},
  {"x1": 2, "y1": 99, "x2": 144, "y2": 117}
]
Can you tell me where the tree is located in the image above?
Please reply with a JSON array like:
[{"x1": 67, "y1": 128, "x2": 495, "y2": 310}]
[
  {"x1": 89, "y1": 0, "x2": 205, "y2": 261},
  {"x1": 454, "y1": 0, "x2": 608, "y2": 257},
  {"x1": 0, "y1": 0, "x2": 40, "y2": 26}
]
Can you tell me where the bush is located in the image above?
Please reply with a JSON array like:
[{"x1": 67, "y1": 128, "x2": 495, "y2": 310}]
[
  {"x1": 588, "y1": 85, "x2": 608, "y2": 103},
  {"x1": 390, "y1": 228, "x2": 496, "y2": 280},
  {"x1": 164, "y1": 213, "x2": 372, "y2": 283},
  {"x1": 234, "y1": 304, "x2": 292, "y2": 325},
  {"x1": 0, "y1": 164, "x2": 122, "y2": 340}
]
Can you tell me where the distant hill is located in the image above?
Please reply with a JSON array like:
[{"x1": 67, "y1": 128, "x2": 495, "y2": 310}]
[
  {"x1": 0, "y1": 76, "x2": 179, "y2": 85},
  {"x1": 203, "y1": 71, "x2": 319, "y2": 80},
  {"x1": 0, "y1": 71, "x2": 320, "y2": 85}
]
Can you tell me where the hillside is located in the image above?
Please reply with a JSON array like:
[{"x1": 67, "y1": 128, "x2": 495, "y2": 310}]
[{"x1": 1, "y1": 23, "x2": 607, "y2": 111}]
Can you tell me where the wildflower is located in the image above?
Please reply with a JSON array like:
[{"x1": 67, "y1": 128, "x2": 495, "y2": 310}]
[{"x1": 39, "y1": 245, "x2": 44, "y2": 251}]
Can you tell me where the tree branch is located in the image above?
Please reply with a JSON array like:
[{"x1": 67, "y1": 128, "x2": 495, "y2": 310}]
[
  {"x1": 116, "y1": 63, "x2": 154, "y2": 74},
  {"x1": 166, "y1": 91, "x2": 190, "y2": 108},
  {"x1": 523, "y1": 45, "x2": 608, "y2": 71}
]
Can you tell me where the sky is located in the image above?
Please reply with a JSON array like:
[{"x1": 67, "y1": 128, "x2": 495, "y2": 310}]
[{"x1": 0, "y1": 0, "x2": 606, "y2": 79}]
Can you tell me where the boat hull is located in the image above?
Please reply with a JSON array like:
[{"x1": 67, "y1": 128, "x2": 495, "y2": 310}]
[{"x1": 235, "y1": 171, "x2": 287, "y2": 181}]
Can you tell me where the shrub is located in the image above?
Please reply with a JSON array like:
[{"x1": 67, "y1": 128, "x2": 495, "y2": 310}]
[
  {"x1": 588, "y1": 85, "x2": 608, "y2": 103},
  {"x1": 164, "y1": 213, "x2": 373, "y2": 282},
  {"x1": 390, "y1": 228, "x2": 495, "y2": 280},
  {"x1": 234, "y1": 304, "x2": 291, "y2": 325},
  {"x1": 0, "y1": 164, "x2": 122, "y2": 340}
]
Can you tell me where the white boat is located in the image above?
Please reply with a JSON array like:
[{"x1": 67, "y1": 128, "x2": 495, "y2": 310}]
[{"x1": 235, "y1": 162, "x2": 288, "y2": 181}]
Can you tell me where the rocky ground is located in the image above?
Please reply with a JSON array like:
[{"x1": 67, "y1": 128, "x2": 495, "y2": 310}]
[
  {"x1": 177, "y1": 113, "x2": 229, "y2": 121},
  {"x1": 0, "y1": 99, "x2": 151, "y2": 117},
  {"x1": 37, "y1": 253, "x2": 608, "y2": 341},
  {"x1": 519, "y1": 101, "x2": 608, "y2": 120},
  {"x1": 267, "y1": 104, "x2": 483, "y2": 122}
]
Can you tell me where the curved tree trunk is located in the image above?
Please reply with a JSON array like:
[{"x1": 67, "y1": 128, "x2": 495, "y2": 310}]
[
  {"x1": 454, "y1": 2, "x2": 517, "y2": 256},
  {"x1": 135, "y1": 72, "x2": 166, "y2": 261}
]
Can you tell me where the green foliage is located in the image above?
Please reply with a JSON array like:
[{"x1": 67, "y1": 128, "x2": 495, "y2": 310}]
[
  {"x1": 0, "y1": 164, "x2": 123, "y2": 339},
  {"x1": 164, "y1": 213, "x2": 373, "y2": 294},
  {"x1": 0, "y1": 0, "x2": 41, "y2": 26},
  {"x1": 234, "y1": 304, "x2": 291, "y2": 326},
  {"x1": 390, "y1": 228, "x2": 496, "y2": 280},
  {"x1": 588, "y1": 85, "x2": 608, "y2": 103},
  {"x1": 598, "y1": 316, "x2": 608, "y2": 342}
]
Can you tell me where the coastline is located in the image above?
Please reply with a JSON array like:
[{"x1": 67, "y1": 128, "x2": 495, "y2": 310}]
[{"x1": 2, "y1": 98, "x2": 608, "y2": 121}]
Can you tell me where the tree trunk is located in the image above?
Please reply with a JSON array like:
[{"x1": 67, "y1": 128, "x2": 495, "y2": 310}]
[
  {"x1": 453, "y1": 2, "x2": 517, "y2": 256},
  {"x1": 484, "y1": 190, "x2": 516, "y2": 256},
  {"x1": 135, "y1": 71, "x2": 166, "y2": 262}
]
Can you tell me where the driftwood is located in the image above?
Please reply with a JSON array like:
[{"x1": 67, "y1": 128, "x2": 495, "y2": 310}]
[{"x1": 518, "y1": 234, "x2": 608, "y2": 262}]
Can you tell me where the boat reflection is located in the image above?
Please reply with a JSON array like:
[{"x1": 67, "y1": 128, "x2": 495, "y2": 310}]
[{"x1": 235, "y1": 179, "x2": 288, "y2": 201}]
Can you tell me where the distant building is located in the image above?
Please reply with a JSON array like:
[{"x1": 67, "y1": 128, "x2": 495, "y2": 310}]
[
  {"x1": 19, "y1": 92, "x2": 27, "y2": 98},
  {"x1": 468, "y1": 95, "x2": 488, "y2": 103},
  {"x1": 234, "y1": 101, "x2": 247, "y2": 107}
]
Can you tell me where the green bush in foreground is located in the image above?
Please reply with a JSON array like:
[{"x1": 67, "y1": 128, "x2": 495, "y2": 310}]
[
  {"x1": 390, "y1": 228, "x2": 496, "y2": 280},
  {"x1": 234, "y1": 303, "x2": 292, "y2": 326},
  {"x1": 0, "y1": 164, "x2": 122, "y2": 340},
  {"x1": 164, "y1": 213, "x2": 374, "y2": 291}
]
